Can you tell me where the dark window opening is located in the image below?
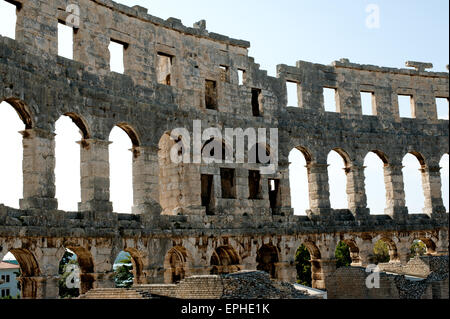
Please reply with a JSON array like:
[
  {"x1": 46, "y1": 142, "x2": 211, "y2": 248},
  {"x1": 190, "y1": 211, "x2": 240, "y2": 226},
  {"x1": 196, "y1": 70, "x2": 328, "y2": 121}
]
[
  {"x1": 6, "y1": 275, "x2": 10, "y2": 283},
  {"x1": 221, "y1": 168, "x2": 236, "y2": 199},
  {"x1": 205, "y1": 80, "x2": 218, "y2": 110},
  {"x1": 220, "y1": 65, "x2": 230, "y2": 83},
  {"x1": 157, "y1": 52, "x2": 173, "y2": 86},
  {"x1": 248, "y1": 170, "x2": 262, "y2": 199},
  {"x1": 201, "y1": 174, "x2": 214, "y2": 215},
  {"x1": 268, "y1": 179, "x2": 281, "y2": 212},
  {"x1": 252, "y1": 88, "x2": 262, "y2": 116}
]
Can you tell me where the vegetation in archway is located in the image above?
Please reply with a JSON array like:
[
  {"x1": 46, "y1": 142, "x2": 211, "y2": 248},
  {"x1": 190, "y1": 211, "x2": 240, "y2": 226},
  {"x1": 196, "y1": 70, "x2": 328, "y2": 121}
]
[
  {"x1": 58, "y1": 250, "x2": 80, "y2": 299},
  {"x1": 114, "y1": 253, "x2": 133, "y2": 288},
  {"x1": 409, "y1": 240, "x2": 427, "y2": 259},
  {"x1": 373, "y1": 241, "x2": 390, "y2": 264},
  {"x1": 335, "y1": 242, "x2": 352, "y2": 268},
  {"x1": 295, "y1": 245, "x2": 312, "y2": 287}
]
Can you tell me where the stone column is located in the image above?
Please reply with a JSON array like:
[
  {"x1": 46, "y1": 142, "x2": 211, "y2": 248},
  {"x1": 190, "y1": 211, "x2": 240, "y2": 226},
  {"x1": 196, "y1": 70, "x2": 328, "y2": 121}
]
[
  {"x1": 132, "y1": 145, "x2": 161, "y2": 215},
  {"x1": 78, "y1": 139, "x2": 113, "y2": 213},
  {"x1": 311, "y1": 258, "x2": 336, "y2": 290},
  {"x1": 306, "y1": 163, "x2": 331, "y2": 216},
  {"x1": 19, "y1": 129, "x2": 58, "y2": 210},
  {"x1": 384, "y1": 163, "x2": 408, "y2": 219},
  {"x1": 421, "y1": 165, "x2": 446, "y2": 218},
  {"x1": 19, "y1": 275, "x2": 59, "y2": 299},
  {"x1": 355, "y1": 240, "x2": 374, "y2": 267},
  {"x1": 345, "y1": 165, "x2": 369, "y2": 218}
]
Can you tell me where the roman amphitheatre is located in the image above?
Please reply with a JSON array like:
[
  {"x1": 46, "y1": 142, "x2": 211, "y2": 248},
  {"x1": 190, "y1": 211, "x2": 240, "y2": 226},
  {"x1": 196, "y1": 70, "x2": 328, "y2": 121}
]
[{"x1": 0, "y1": 0, "x2": 448, "y2": 299}]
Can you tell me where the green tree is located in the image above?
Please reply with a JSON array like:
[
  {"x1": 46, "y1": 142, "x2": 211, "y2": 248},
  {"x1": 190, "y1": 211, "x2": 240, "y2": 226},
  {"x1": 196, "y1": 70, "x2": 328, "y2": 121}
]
[
  {"x1": 335, "y1": 242, "x2": 352, "y2": 268},
  {"x1": 373, "y1": 240, "x2": 390, "y2": 264},
  {"x1": 58, "y1": 250, "x2": 80, "y2": 299},
  {"x1": 410, "y1": 240, "x2": 427, "y2": 259},
  {"x1": 295, "y1": 245, "x2": 312, "y2": 287},
  {"x1": 114, "y1": 254, "x2": 134, "y2": 288}
]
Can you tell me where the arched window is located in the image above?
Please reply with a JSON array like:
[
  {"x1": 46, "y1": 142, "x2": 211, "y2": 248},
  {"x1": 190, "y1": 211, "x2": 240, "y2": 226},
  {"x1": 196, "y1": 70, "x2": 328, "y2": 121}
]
[
  {"x1": 327, "y1": 150, "x2": 348, "y2": 209},
  {"x1": 440, "y1": 154, "x2": 449, "y2": 212},
  {"x1": 109, "y1": 125, "x2": 136, "y2": 214},
  {"x1": 55, "y1": 115, "x2": 86, "y2": 211},
  {"x1": 288, "y1": 148, "x2": 310, "y2": 215},
  {"x1": 113, "y1": 251, "x2": 134, "y2": 288},
  {"x1": 58, "y1": 249, "x2": 81, "y2": 298},
  {"x1": 0, "y1": 101, "x2": 27, "y2": 208},
  {"x1": 402, "y1": 153, "x2": 425, "y2": 214},
  {"x1": 364, "y1": 152, "x2": 388, "y2": 214}
]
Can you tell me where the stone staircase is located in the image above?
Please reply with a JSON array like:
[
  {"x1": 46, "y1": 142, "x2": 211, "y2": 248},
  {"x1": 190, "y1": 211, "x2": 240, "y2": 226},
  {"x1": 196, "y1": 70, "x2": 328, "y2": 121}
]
[{"x1": 79, "y1": 288, "x2": 159, "y2": 299}]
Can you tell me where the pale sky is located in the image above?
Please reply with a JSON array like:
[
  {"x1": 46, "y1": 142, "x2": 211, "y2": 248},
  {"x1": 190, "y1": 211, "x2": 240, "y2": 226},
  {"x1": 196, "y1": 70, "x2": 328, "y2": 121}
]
[{"x1": 0, "y1": 0, "x2": 449, "y2": 229}]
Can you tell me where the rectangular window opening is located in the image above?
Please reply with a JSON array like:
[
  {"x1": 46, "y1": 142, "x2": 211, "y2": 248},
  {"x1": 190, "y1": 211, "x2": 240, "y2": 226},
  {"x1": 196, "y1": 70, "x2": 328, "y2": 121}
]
[
  {"x1": 436, "y1": 97, "x2": 449, "y2": 120},
  {"x1": 221, "y1": 168, "x2": 236, "y2": 199},
  {"x1": 238, "y1": 69, "x2": 246, "y2": 86},
  {"x1": 0, "y1": 0, "x2": 17, "y2": 39},
  {"x1": 156, "y1": 52, "x2": 173, "y2": 85},
  {"x1": 205, "y1": 80, "x2": 218, "y2": 110},
  {"x1": 268, "y1": 179, "x2": 281, "y2": 211},
  {"x1": 361, "y1": 91, "x2": 375, "y2": 115},
  {"x1": 323, "y1": 87, "x2": 337, "y2": 112},
  {"x1": 6, "y1": 275, "x2": 10, "y2": 283},
  {"x1": 219, "y1": 65, "x2": 230, "y2": 83},
  {"x1": 109, "y1": 39, "x2": 127, "y2": 74},
  {"x1": 251, "y1": 88, "x2": 262, "y2": 116},
  {"x1": 201, "y1": 174, "x2": 214, "y2": 215},
  {"x1": 57, "y1": 21, "x2": 74, "y2": 60},
  {"x1": 398, "y1": 94, "x2": 414, "y2": 118},
  {"x1": 286, "y1": 81, "x2": 299, "y2": 107},
  {"x1": 248, "y1": 170, "x2": 262, "y2": 200}
]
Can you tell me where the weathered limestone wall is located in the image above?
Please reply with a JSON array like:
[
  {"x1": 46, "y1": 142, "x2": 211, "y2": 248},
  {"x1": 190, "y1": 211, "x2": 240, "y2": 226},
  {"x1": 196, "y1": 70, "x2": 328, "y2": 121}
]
[{"x1": 0, "y1": 0, "x2": 448, "y2": 299}]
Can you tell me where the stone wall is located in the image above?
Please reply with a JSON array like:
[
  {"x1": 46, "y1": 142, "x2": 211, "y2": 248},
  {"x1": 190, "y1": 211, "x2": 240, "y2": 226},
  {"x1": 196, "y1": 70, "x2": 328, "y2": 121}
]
[{"x1": 0, "y1": 0, "x2": 448, "y2": 299}]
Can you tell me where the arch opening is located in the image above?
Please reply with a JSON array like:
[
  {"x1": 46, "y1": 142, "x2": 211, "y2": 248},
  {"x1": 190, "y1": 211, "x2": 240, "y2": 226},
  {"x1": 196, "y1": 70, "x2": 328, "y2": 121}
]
[
  {"x1": 109, "y1": 126, "x2": 134, "y2": 214},
  {"x1": 289, "y1": 147, "x2": 310, "y2": 215},
  {"x1": 327, "y1": 150, "x2": 349, "y2": 209},
  {"x1": 372, "y1": 239, "x2": 397, "y2": 264},
  {"x1": 210, "y1": 246, "x2": 240, "y2": 275},
  {"x1": 364, "y1": 151, "x2": 388, "y2": 214},
  {"x1": 334, "y1": 241, "x2": 353, "y2": 268},
  {"x1": 164, "y1": 246, "x2": 188, "y2": 284},
  {"x1": 256, "y1": 245, "x2": 279, "y2": 278},
  {"x1": 58, "y1": 248, "x2": 81, "y2": 299},
  {"x1": 294, "y1": 242, "x2": 321, "y2": 288},
  {"x1": 113, "y1": 251, "x2": 134, "y2": 288},
  {"x1": 402, "y1": 153, "x2": 425, "y2": 214},
  {"x1": 0, "y1": 101, "x2": 26, "y2": 208}
]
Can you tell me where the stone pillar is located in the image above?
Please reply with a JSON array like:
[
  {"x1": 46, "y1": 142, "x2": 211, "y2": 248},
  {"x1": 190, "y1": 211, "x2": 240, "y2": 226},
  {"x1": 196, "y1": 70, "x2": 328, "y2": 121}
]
[
  {"x1": 19, "y1": 275, "x2": 59, "y2": 299},
  {"x1": 355, "y1": 240, "x2": 374, "y2": 267},
  {"x1": 345, "y1": 165, "x2": 369, "y2": 218},
  {"x1": 132, "y1": 145, "x2": 161, "y2": 215},
  {"x1": 421, "y1": 165, "x2": 446, "y2": 218},
  {"x1": 78, "y1": 139, "x2": 113, "y2": 213},
  {"x1": 306, "y1": 163, "x2": 331, "y2": 216},
  {"x1": 384, "y1": 163, "x2": 408, "y2": 219},
  {"x1": 311, "y1": 258, "x2": 336, "y2": 290},
  {"x1": 19, "y1": 129, "x2": 58, "y2": 210}
]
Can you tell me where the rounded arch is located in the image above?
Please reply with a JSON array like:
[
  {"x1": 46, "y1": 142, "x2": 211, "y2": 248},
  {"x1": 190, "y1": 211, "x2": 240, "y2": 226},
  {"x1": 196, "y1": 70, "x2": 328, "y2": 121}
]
[
  {"x1": 364, "y1": 151, "x2": 388, "y2": 214},
  {"x1": 164, "y1": 246, "x2": 188, "y2": 284},
  {"x1": 338, "y1": 239, "x2": 360, "y2": 266},
  {"x1": 410, "y1": 236, "x2": 437, "y2": 256},
  {"x1": 370, "y1": 150, "x2": 389, "y2": 165},
  {"x1": 332, "y1": 147, "x2": 352, "y2": 168},
  {"x1": 115, "y1": 122, "x2": 140, "y2": 147},
  {"x1": 256, "y1": 244, "x2": 279, "y2": 278},
  {"x1": 408, "y1": 151, "x2": 426, "y2": 167},
  {"x1": 7, "y1": 248, "x2": 40, "y2": 299},
  {"x1": 210, "y1": 245, "x2": 241, "y2": 275},
  {"x1": 65, "y1": 246, "x2": 94, "y2": 294},
  {"x1": 294, "y1": 146, "x2": 313, "y2": 164},
  {"x1": 289, "y1": 146, "x2": 312, "y2": 215},
  {"x1": 123, "y1": 248, "x2": 145, "y2": 284},
  {"x1": 2, "y1": 98, "x2": 33, "y2": 129},
  {"x1": 440, "y1": 154, "x2": 449, "y2": 212},
  {"x1": 62, "y1": 112, "x2": 91, "y2": 139},
  {"x1": 373, "y1": 237, "x2": 398, "y2": 263}
]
